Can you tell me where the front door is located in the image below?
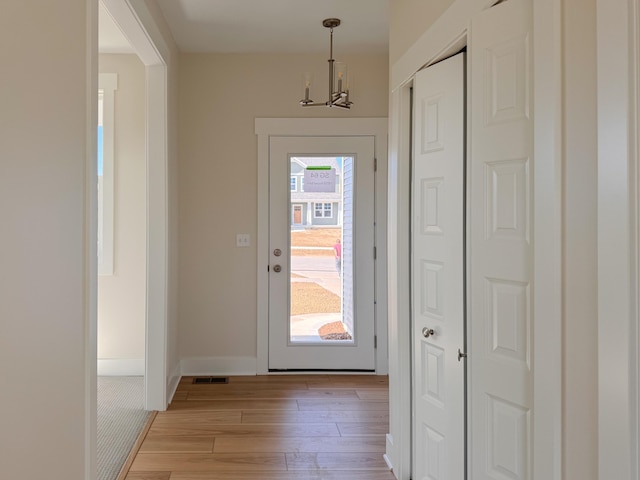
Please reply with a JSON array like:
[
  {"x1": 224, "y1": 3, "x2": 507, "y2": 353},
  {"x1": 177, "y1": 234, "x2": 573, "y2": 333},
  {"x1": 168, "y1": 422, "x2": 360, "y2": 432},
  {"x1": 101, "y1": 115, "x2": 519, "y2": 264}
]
[
  {"x1": 268, "y1": 136, "x2": 376, "y2": 371},
  {"x1": 292, "y1": 205, "x2": 303, "y2": 225},
  {"x1": 412, "y1": 52, "x2": 466, "y2": 479}
]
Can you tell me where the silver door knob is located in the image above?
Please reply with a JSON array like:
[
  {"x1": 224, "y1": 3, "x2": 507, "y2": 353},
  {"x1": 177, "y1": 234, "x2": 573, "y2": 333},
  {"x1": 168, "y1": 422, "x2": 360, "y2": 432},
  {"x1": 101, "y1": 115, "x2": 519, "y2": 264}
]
[
  {"x1": 273, "y1": 265, "x2": 282, "y2": 273},
  {"x1": 422, "y1": 327, "x2": 435, "y2": 338},
  {"x1": 273, "y1": 248, "x2": 282, "y2": 257}
]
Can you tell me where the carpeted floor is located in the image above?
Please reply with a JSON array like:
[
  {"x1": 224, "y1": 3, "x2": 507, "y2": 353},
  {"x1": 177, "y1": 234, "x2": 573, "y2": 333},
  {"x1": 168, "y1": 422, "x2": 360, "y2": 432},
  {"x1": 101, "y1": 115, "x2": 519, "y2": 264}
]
[{"x1": 98, "y1": 376, "x2": 151, "y2": 480}]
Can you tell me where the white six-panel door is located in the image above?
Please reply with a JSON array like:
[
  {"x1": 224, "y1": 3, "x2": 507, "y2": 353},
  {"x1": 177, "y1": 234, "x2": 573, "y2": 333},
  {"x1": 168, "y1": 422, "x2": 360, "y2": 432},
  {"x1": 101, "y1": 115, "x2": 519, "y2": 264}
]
[
  {"x1": 468, "y1": 1, "x2": 533, "y2": 478},
  {"x1": 412, "y1": 53, "x2": 466, "y2": 480}
]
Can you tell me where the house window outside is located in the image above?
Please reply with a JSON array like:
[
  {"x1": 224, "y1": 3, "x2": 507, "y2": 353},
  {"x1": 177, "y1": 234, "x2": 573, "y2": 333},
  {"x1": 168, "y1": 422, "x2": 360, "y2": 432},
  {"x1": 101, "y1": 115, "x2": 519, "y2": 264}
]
[
  {"x1": 314, "y1": 202, "x2": 333, "y2": 218},
  {"x1": 290, "y1": 176, "x2": 297, "y2": 191},
  {"x1": 300, "y1": 177, "x2": 305, "y2": 192}
]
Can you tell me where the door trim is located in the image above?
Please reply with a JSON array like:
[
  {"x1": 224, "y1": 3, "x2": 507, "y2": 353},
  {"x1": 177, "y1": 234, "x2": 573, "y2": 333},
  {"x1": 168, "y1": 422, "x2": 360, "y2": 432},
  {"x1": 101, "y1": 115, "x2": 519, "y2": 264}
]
[
  {"x1": 597, "y1": 0, "x2": 640, "y2": 476},
  {"x1": 100, "y1": 0, "x2": 171, "y2": 411},
  {"x1": 387, "y1": 0, "x2": 563, "y2": 478},
  {"x1": 255, "y1": 118, "x2": 388, "y2": 375}
]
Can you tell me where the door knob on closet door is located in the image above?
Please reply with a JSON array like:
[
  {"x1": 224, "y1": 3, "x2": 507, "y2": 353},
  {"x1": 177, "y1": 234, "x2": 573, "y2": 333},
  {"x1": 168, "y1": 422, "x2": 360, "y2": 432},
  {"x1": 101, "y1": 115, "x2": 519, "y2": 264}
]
[{"x1": 422, "y1": 327, "x2": 435, "y2": 338}]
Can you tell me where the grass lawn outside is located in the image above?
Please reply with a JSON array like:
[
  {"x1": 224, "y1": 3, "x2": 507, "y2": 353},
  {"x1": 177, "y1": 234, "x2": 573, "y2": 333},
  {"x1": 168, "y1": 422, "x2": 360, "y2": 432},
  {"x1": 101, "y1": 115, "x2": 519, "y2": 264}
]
[
  {"x1": 291, "y1": 227, "x2": 341, "y2": 256},
  {"x1": 290, "y1": 282, "x2": 341, "y2": 316}
]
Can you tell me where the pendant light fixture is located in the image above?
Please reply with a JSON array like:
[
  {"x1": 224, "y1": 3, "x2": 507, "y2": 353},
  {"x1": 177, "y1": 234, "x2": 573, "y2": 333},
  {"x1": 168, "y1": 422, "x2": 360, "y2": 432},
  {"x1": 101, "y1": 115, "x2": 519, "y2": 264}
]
[{"x1": 300, "y1": 18, "x2": 353, "y2": 109}]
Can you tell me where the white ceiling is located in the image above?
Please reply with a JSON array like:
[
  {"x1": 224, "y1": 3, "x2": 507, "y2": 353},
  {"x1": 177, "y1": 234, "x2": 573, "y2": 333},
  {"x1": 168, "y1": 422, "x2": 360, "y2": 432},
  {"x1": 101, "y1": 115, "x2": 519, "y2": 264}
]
[{"x1": 99, "y1": 0, "x2": 389, "y2": 55}]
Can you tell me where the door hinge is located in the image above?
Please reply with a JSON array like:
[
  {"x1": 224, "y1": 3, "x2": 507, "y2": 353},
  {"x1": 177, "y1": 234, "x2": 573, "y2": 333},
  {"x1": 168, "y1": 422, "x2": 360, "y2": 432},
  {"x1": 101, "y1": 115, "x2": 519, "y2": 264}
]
[
  {"x1": 374, "y1": 335, "x2": 378, "y2": 348},
  {"x1": 373, "y1": 246, "x2": 377, "y2": 259},
  {"x1": 374, "y1": 158, "x2": 378, "y2": 172},
  {"x1": 458, "y1": 349, "x2": 468, "y2": 361}
]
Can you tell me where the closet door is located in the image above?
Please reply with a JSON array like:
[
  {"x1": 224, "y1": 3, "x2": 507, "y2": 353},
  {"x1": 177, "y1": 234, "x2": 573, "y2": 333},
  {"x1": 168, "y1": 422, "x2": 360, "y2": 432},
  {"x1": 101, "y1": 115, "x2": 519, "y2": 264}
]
[
  {"x1": 412, "y1": 52, "x2": 465, "y2": 480},
  {"x1": 468, "y1": 0, "x2": 534, "y2": 478}
]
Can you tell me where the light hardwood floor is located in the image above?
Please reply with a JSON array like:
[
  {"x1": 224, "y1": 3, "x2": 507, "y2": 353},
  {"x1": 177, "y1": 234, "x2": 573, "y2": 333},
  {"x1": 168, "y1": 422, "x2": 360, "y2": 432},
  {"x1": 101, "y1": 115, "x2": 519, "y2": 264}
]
[{"x1": 124, "y1": 375, "x2": 395, "y2": 480}]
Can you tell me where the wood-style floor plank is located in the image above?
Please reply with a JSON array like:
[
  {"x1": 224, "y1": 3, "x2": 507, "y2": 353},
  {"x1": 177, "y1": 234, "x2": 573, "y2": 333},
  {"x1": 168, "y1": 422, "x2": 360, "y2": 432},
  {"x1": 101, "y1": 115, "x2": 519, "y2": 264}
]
[
  {"x1": 356, "y1": 389, "x2": 390, "y2": 400},
  {"x1": 241, "y1": 409, "x2": 388, "y2": 424},
  {"x1": 170, "y1": 472, "x2": 396, "y2": 480},
  {"x1": 213, "y1": 435, "x2": 386, "y2": 453},
  {"x1": 124, "y1": 472, "x2": 171, "y2": 480},
  {"x1": 119, "y1": 375, "x2": 392, "y2": 479},
  {"x1": 153, "y1": 411, "x2": 242, "y2": 423},
  {"x1": 147, "y1": 422, "x2": 340, "y2": 437},
  {"x1": 185, "y1": 388, "x2": 360, "y2": 400},
  {"x1": 130, "y1": 453, "x2": 287, "y2": 472},
  {"x1": 337, "y1": 422, "x2": 390, "y2": 436},
  {"x1": 139, "y1": 435, "x2": 214, "y2": 453},
  {"x1": 286, "y1": 452, "x2": 390, "y2": 471},
  {"x1": 297, "y1": 399, "x2": 390, "y2": 411},
  {"x1": 167, "y1": 399, "x2": 300, "y2": 411},
  {"x1": 172, "y1": 391, "x2": 189, "y2": 401}
]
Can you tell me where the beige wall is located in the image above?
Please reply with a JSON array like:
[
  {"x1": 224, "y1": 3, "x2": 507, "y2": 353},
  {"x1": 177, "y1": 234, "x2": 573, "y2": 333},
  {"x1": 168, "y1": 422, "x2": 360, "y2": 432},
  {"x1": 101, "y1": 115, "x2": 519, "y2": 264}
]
[
  {"x1": 390, "y1": 0, "x2": 455, "y2": 65},
  {"x1": 98, "y1": 54, "x2": 147, "y2": 363},
  {"x1": 0, "y1": 1, "x2": 92, "y2": 478},
  {"x1": 178, "y1": 53, "x2": 388, "y2": 364}
]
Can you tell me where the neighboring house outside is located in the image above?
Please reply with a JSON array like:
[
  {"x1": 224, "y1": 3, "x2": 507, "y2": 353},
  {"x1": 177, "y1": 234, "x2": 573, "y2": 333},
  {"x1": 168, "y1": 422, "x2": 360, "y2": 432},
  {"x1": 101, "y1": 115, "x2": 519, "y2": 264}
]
[{"x1": 290, "y1": 156, "x2": 342, "y2": 228}]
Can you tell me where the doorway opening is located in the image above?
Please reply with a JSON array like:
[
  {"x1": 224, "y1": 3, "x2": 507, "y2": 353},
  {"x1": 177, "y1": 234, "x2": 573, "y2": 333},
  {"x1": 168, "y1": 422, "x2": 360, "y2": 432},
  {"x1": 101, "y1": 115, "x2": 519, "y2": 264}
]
[{"x1": 97, "y1": 5, "x2": 150, "y2": 480}]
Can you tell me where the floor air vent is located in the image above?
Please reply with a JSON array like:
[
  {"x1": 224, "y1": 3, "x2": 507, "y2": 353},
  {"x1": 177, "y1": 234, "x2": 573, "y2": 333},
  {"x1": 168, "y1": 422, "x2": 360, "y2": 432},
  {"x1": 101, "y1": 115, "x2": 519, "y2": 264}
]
[{"x1": 192, "y1": 376, "x2": 228, "y2": 384}]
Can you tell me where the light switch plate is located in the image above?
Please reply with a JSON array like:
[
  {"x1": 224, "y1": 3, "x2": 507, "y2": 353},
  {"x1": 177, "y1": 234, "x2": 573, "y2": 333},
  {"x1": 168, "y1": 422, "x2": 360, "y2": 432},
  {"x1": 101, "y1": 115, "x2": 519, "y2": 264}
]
[{"x1": 236, "y1": 234, "x2": 250, "y2": 247}]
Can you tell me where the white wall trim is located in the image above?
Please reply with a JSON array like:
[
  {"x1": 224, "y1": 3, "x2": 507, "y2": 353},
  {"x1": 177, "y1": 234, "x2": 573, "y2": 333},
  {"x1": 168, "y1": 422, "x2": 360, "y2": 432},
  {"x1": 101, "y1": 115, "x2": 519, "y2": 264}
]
[
  {"x1": 385, "y1": 83, "x2": 413, "y2": 479},
  {"x1": 101, "y1": 0, "x2": 168, "y2": 66},
  {"x1": 532, "y1": 1, "x2": 564, "y2": 479},
  {"x1": 181, "y1": 357, "x2": 258, "y2": 376},
  {"x1": 597, "y1": 0, "x2": 639, "y2": 477},
  {"x1": 391, "y1": 0, "x2": 493, "y2": 90},
  {"x1": 166, "y1": 361, "x2": 181, "y2": 404},
  {"x1": 255, "y1": 117, "x2": 388, "y2": 375},
  {"x1": 98, "y1": 358, "x2": 145, "y2": 376},
  {"x1": 145, "y1": 63, "x2": 169, "y2": 411},
  {"x1": 388, "y1": 0, "x2": 563, "y2": 478},
  {"x1": 100, "y1": 0, "x2": 170, "y2": 412}
]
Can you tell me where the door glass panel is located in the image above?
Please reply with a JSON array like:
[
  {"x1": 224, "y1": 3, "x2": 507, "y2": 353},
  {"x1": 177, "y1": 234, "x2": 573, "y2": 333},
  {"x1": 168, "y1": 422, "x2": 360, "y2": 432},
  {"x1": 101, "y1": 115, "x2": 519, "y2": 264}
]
[{"x1": 289, "y1": 156, "x2": 354, "y2": 344}]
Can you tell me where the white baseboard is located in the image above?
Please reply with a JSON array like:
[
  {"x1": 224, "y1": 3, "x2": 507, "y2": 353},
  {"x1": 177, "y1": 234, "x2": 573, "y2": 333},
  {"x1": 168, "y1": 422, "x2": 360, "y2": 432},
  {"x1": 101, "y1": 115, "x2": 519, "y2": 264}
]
[
  {"x1": 385, "y1": 433, "x2": 396, "y2": 474},
  {"x1": 180, "y1": 356, "x2": 257, "y2": 376},
  {"x1": 166, "y1": 361, "x2": 181, "y2": 405},
  {"x1": 383, "y1": 453, "x2": 394, "y2": 471},
  {"x1": 98, "y1": 358, "x2": 145, "y2": 376}
]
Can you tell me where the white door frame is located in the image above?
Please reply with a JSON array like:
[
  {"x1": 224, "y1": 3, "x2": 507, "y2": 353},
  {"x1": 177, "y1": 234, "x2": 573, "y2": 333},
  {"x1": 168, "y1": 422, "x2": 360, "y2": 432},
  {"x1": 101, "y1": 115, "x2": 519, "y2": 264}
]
[
  {"x1": 596, "y1": 0, "x2": 640, "y2": 477},
  {"x1": 255, "y1": 118, "x2": 388, "y2": 375},
  {"x1": 99, "y1": 0, "x2": 169, "y2": 411},
  {"x1": 386, "y1": 0, "x2": 563, "y2": 478}
]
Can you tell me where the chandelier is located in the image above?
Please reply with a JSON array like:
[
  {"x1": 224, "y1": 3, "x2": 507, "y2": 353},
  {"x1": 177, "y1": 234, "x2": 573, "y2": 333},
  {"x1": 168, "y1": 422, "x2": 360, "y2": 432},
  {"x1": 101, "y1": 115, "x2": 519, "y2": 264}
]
[{"x1": 300, "y1": 18, "x2": 353, "y2": 109}]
